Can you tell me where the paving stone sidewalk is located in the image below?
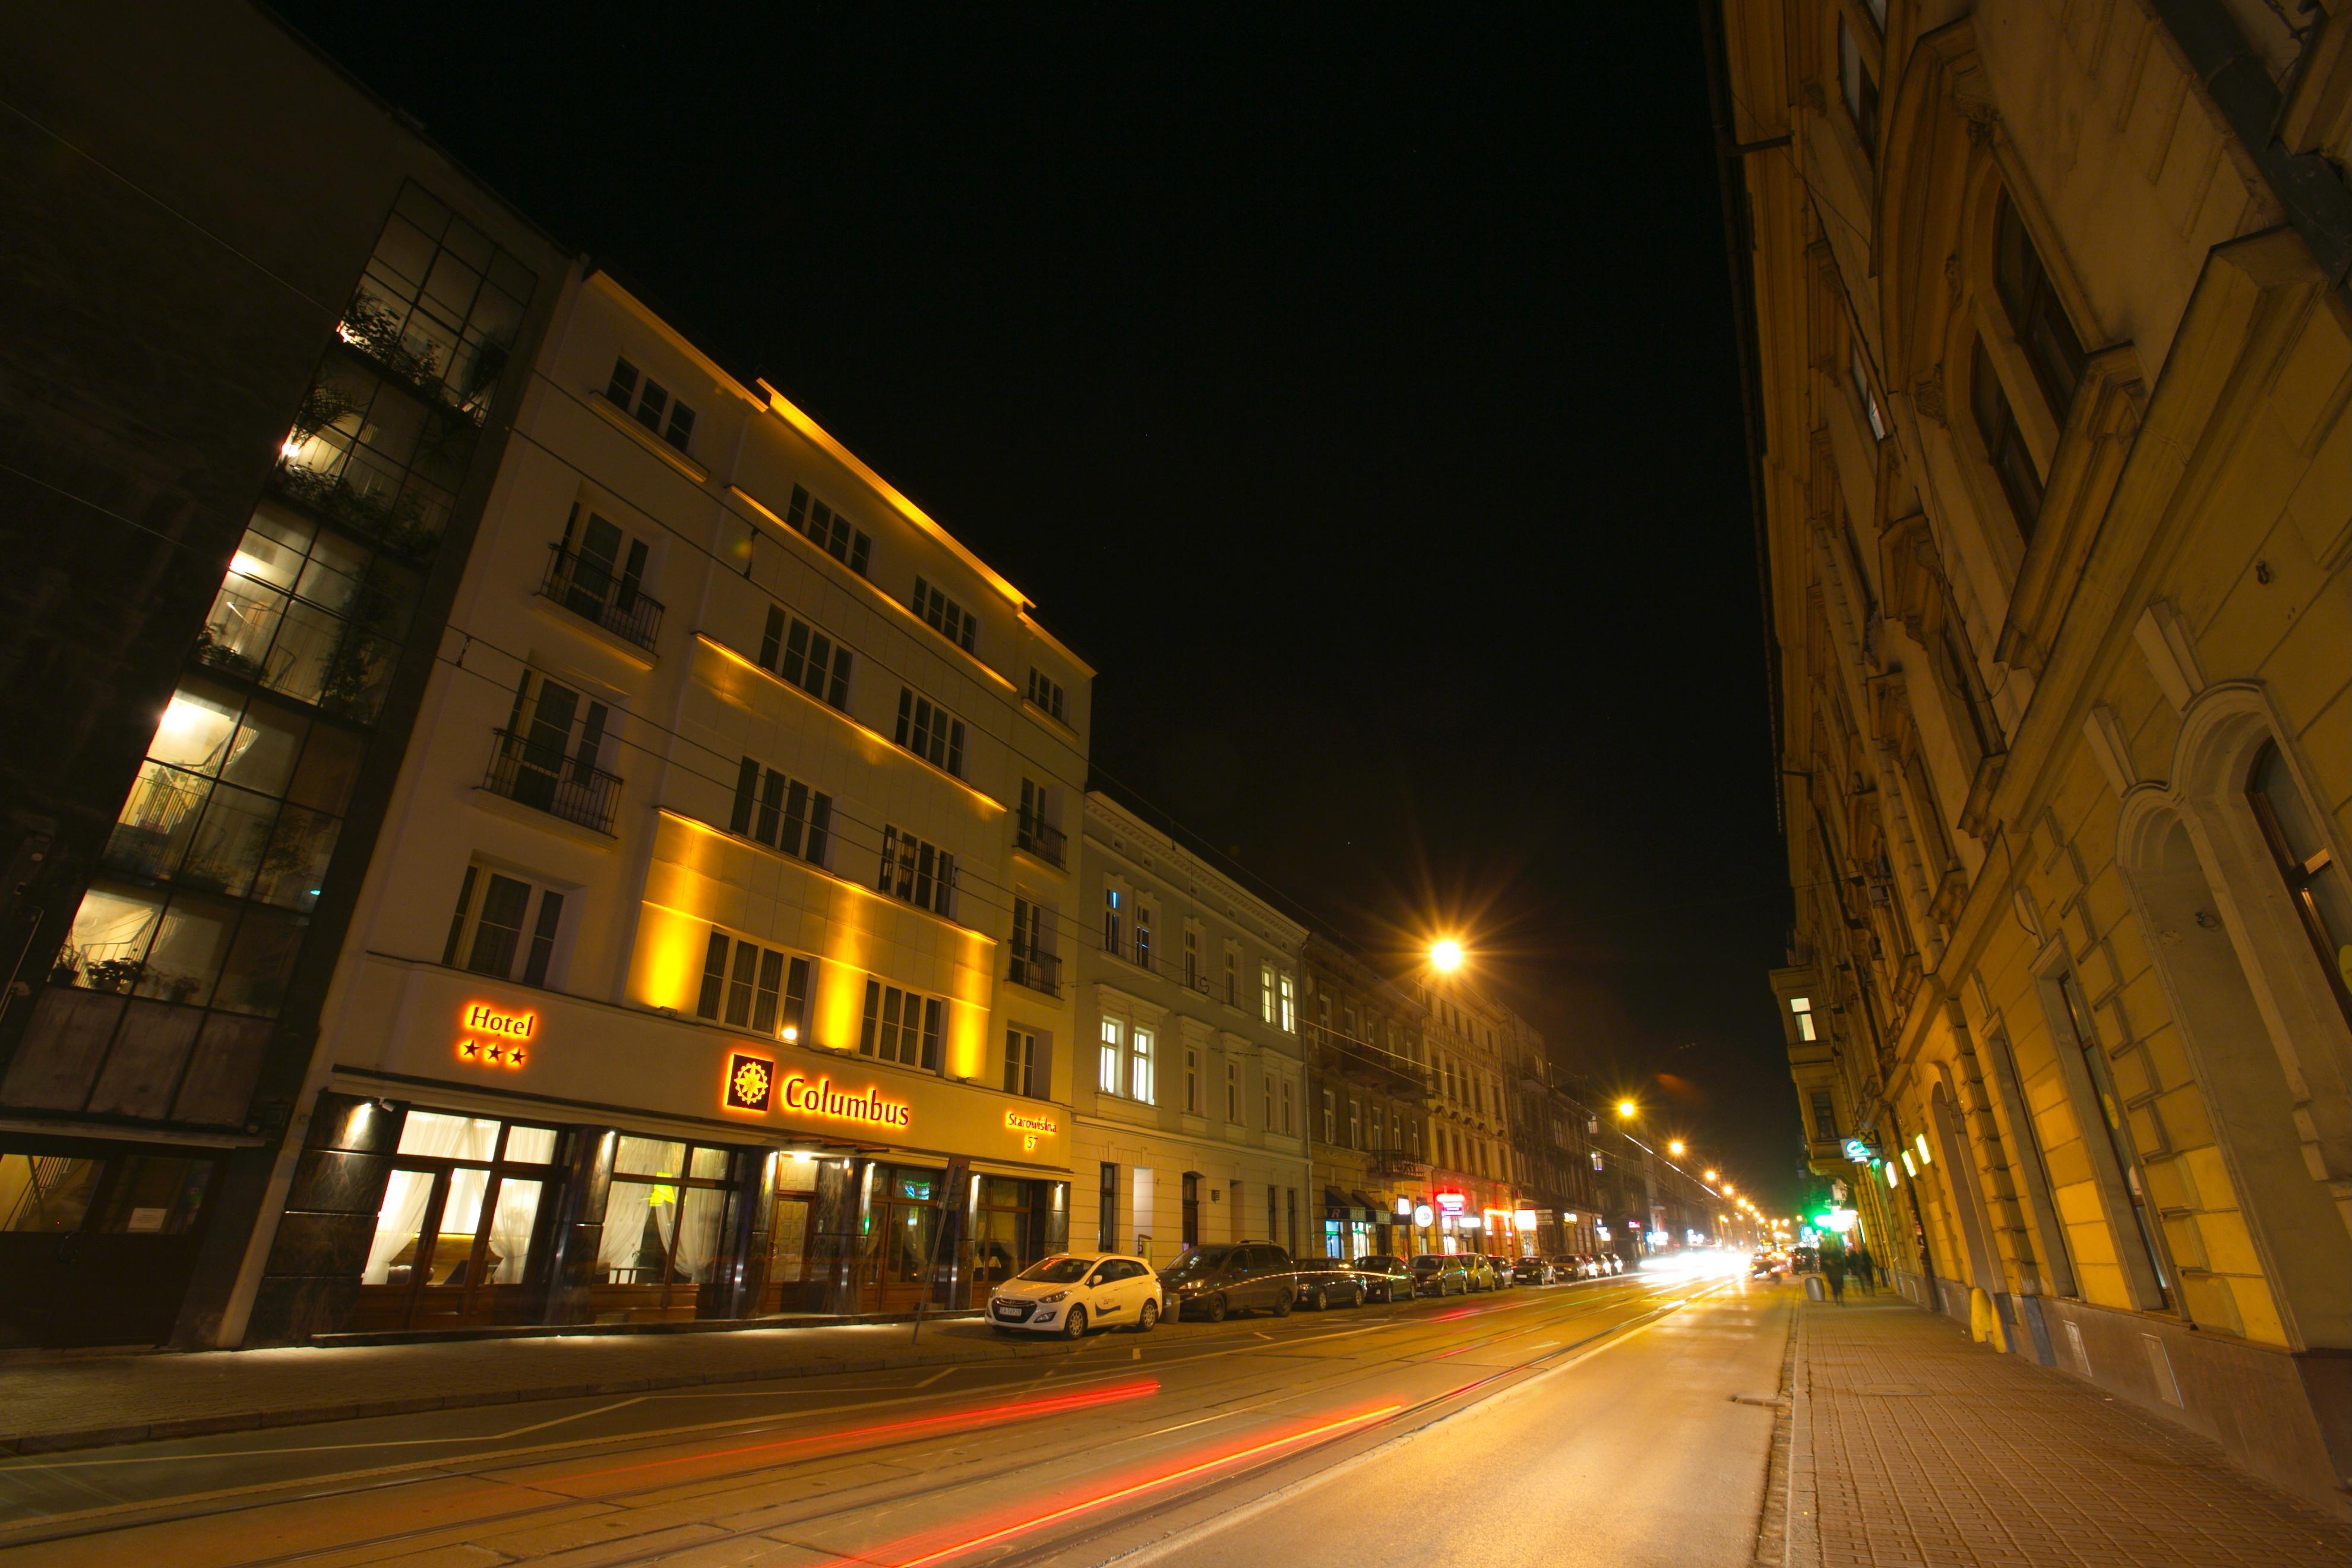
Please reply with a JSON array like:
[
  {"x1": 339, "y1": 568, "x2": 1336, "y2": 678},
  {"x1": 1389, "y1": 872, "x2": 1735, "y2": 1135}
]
[
  {"x1": 0, "y1": 1316, "x2": 1072, "y2": 1456},
  {"x1": 1782, "y1": 1296, "x2": 2350, "y2": 1567}
]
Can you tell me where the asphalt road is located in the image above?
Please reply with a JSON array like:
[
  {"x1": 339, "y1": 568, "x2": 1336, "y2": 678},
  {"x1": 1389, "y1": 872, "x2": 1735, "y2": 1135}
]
[{"x1": 0, "y1": 1256, "x2": 1787, "y2": 1567}]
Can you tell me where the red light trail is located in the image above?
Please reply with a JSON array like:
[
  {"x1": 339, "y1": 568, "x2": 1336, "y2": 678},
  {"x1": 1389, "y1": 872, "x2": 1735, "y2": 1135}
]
[{"x1": 836, "y1": 1402, "x2": 1406, "y2": 1568}]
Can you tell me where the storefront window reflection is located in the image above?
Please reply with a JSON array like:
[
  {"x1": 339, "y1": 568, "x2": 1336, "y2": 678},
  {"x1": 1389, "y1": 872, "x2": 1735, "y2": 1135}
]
[
  {"x1": 596, "y1": 1135, "x2": 735, "y2": 1320},
  {"x1": 356, "y1": 1111, "x2": 558, "y2": 1330}
]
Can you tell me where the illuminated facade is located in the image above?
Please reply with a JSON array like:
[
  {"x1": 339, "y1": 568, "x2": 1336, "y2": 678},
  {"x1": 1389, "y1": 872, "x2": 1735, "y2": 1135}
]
[
  {"x1": 0, "y1": 8, "x2": 567, "y2": 1350},
  {"x1": 1300, "y1": 937, "x2": 1434, "y2": 1258},
  {"x1": 221, "y1": 268, "x2": 1089, "y2": 1340},
  {"x1": 1071, "y1": 793, "x2": 1310, "y2": 1263},
  {"x1": 1714, "y1": 0, "x2": 2351, "y2": 1510},
  {"x1": 1419, "y1": 971, "x2": 1523, "y2": 1256}
]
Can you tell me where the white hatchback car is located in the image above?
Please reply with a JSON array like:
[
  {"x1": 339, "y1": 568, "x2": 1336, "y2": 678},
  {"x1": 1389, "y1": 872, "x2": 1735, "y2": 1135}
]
[{"x1": 987, "y1": 1253, "x2": 1161, "y2": 1338}]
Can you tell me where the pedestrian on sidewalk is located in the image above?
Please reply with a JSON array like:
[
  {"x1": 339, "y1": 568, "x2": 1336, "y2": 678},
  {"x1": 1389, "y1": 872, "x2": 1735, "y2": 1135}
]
[
  {"x1": 1850, "y1": 1243, "x2": 1877, "y2": 1292},
  {"x1": 1824, "y1": 1248, "x2": 1848, "y2": 1304}
]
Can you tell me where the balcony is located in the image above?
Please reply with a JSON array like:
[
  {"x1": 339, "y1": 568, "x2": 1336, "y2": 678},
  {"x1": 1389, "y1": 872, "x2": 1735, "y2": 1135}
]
[
  {"x1": 540, "y1": 543, "x2": 663, "y2": 652},
  {"x1": 1007, "y1": 946, "x2": 1060, "y2": 997},
  {"x1": 1372, "y1": 1151, "x2": 1430, "y2": 1180},
  {"x1": 482, "y1": 728, "x2": 622, "y2": 834},
  {"x1": 1014, "y1": 811, "x2": 1066, "y2": 868}
]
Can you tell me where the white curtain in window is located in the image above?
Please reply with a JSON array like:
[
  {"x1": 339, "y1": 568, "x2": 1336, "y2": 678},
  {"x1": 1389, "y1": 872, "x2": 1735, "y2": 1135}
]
[
  {"x1": 673, "y1": 1188, "x2": 725, "y2": 1282},
  {"x1": 599, "y1": 1137, "x2": 685, "y2": 1281},
  {"x1": 487, "y1": 1178, "x2": 543, "y2": 1284},
  {"x1": 363, "y1": 1112, "x2": 499, "y2": 1284}
]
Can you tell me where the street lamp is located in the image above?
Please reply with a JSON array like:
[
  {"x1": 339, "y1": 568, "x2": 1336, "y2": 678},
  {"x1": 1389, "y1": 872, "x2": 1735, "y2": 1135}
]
[
  {"x1": 1616, "y1": 1099, "x2": 1636, "y2": 1118},
  {"x1": 1704, "y1": 1169, "x2": 1718, "y2": 1183},
  {"x1": 1668, "y1": 1139, "x2": 1686, "y2": 1158},
  {"x1": 1429, "y1": 938, "x2": 1463, "y2": 972}
]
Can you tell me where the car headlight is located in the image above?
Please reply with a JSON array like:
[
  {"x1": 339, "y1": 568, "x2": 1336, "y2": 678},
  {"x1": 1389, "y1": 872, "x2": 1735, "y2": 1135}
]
[{"x1": 1036, "y1": 1291, "x2": 1067, "y2": 1305}]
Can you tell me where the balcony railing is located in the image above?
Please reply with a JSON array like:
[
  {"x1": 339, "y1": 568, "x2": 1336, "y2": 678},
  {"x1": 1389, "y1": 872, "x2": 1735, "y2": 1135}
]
[
  {"x1": 1007, "y1": 946, "x2": 1060, "y2": 996},
  {"x1": 1014, "y1": 811, "x2": 1066, "y2": 868},
  {"x1": 540, "y1": 544, "x2": 663, "y2": 652},
  {"x1": 1372, "y1": 1152, "x2": 1431, "y2": 1179},
  {"x1": 483, "y1": 728, "x2": 622, "y2": 834}
]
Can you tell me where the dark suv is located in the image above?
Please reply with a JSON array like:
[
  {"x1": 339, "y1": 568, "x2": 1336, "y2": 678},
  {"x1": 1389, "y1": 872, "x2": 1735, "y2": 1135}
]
[{"x1": 1159, "y1": 1243, "x2": 1294, "y2": 1322}]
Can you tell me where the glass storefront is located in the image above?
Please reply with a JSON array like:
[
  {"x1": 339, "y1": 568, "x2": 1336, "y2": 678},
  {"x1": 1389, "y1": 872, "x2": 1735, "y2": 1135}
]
[
  {"x1": 355, "y1": 1110, "x2": 558, "y2": 1330},
  {"x1": 761, "y1": 1153, "x2": 819, "y2": 1314},
  {"x1": 0, "y1": 1142, "x2": 217, "y2": 1348},
  {"x1": 594, "y1": 1134, "x2": 737, "y2": 1321}
]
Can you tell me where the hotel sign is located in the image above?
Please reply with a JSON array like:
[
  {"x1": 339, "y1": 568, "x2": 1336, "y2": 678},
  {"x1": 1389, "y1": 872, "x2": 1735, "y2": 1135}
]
[
  {"x1": 723, "y1": 1052, "x2": 912, "y2": 1129},
  {"x1": 456, "y1": 1002, "x2": 535, "y2": 1068}
]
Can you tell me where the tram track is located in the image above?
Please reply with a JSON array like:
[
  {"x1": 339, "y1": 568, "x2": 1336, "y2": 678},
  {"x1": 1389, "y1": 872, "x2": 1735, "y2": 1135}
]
[{"x1": 0, "y1": 1275, "x2": 1697, "y2": 1566}]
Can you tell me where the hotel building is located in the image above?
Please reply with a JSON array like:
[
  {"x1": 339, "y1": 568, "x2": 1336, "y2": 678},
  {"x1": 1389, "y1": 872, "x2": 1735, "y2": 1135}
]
[
  {"x1": 1071, "y1": 793, "x2": 1311, "y2": 1263},
  {"x1": 223, "y1": 268, "x2": 1090, "y2": 1341}
]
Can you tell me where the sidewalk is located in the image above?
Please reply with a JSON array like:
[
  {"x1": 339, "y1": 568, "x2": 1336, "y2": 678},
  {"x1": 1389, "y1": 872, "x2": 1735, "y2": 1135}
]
[
  {"x1": 0, "y1": 1315, "x2": 1071, "y2": 1456},
  {"x1": 1781, "y1": 1294, "x2": 2350, "y2": 1567}
]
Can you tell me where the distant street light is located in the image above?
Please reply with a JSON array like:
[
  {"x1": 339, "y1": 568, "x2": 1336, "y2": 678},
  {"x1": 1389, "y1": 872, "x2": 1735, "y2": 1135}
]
[
  {"x1": 1668, "y1": 1139, "x2": 1686, "y2": 1158},
  {"x1": 1616, "y1": 1099, "x2": 1636, "y2": 1118},
  {"x1": 1429, "y1": 938, "x2": 1463, "y2": 972},
  {"x1": 1704, "y1": 1169, "x2": 1718, "y2": 1183}
]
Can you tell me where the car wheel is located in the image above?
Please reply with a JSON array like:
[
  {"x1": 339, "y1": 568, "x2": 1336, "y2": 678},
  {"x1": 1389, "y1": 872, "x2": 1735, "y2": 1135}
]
[
  {"x1": 1134, "y1": 1298, "x2": 1159, "y2": 1333},
  {"x1": 1311, "y1": 1286, "x2": 1329, "y2": 1311},
  {"x1": 1062, "y1": 1305, "x2": 1088, "y2": 1340},
  {"x1": 1351, "y1": 1287, "x2": 1365, "y2": 1308},
  {"x1": 1205, "y1": 1294, "x2": 1228, "y2": 1323},
  {"x1": 1272, "y1": 1291, "x2": 1292, "y2": 1318}
]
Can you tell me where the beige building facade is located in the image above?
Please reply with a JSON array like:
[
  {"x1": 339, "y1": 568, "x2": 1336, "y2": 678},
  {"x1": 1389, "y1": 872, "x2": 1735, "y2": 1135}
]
[
  {"x1": 226, "y1": 267, "x2": 1091, "y2": 1341},
  {"x1": 1716, "y1": 0, "x2": 2351, "y2": 1510},
  {"x1": 1071, "y1": 793, "x2": 1311, "y2": 1264}
]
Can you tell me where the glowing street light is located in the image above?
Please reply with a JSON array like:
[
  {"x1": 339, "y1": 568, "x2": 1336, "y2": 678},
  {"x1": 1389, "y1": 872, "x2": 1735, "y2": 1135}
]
[
  {"x1": 1668, "y1": 1139, "x2": 1687, "y2": 1158},
  {"x1": 1722, "y1": 1183, "x2": 1736, "y2": 1196},
  {"x1": 1428, "y1": 938, "x2": 1464, "y2": 972},
  {"x1": 1616, "y1": 1099, "x2": 1637, "y2": 1118},
  {"x1": 1704, "y1": 1169, "x2": 1719, "y2": 1183}
]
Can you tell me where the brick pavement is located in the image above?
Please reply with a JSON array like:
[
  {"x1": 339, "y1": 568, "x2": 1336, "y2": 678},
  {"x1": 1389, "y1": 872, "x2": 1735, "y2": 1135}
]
[
  {"x1": 1780, "y1": 1295, "x2": 2350, "y2": 1567},
  {"x1": 0, "y1": 1315, "x2": 1074, "y2": 1456}
]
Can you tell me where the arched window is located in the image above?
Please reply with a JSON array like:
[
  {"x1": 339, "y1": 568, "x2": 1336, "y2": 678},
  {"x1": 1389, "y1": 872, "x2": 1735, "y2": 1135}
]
[
  {"x1": 1970, "y1": 335, "x2": 2043, "y2": 536},
  {"x1": 2247, "y1": 741, "x2": 2352, "y2": 1025}
]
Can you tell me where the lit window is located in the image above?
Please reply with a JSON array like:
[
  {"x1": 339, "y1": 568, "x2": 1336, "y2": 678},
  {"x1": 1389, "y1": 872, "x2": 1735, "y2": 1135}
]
[
  {"x1": 1277, "y1": 971, "x2": 1297, "y2": 1032},
  {"x1": 1130, "y1": 1026, "x2": 1155, "y2": 1104},
  {"x1": 1790, "y1": 995, "x2": 1816, "y2": 1042},
  {"x1": 1099, "y1": 1018, "x2": 1122, "y2": 1095}
]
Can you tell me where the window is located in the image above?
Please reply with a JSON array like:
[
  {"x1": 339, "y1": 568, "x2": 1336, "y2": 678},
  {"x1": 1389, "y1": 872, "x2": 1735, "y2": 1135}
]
[
  {"x1": 1183, "y1": 928, "x2": 1200, "y2": 990},
  {"x1": 1838, "y1": 18, "x2": 1878, "y2": 156},
  {"x1": 1277, "y1": 971, "x2": 1296, "y2": 1032},
  {"x1": 1849, "y1": 344, "x2": 1887, "y2": 441},
  {"x1": 1099, "y1": 1018, "x2": 1122, "y2": 1093},
  {"x1": 1790, "y1": 995, "x2": 1817, "y2": 1042},
  {"x1": 1186, "y1": 1044, "x2": 1203, "y2": 1114},
  {"x1": 1226, "y1": 1060, "x2": 1241, "y2": 1123},
  {"x1": 1993, "y1": 192, "x2": 2087, "y2": 419},
  {"x1": 1004, "y1": 1027, "x2": 1047, "y2": 1098},
  {"x1": 894, "y1": 689, "x2": 966, "y2": 777},
  {"x1": 1016, "y1": 779, "x2": 1063, "y2": 865},
  {"x1": 1134, "y1": 903, "x2": 1152, "y2": 970},
  {"x1": 1971, "y1": 336, "x2": 2044, "y2": 536},
  {"x1": 488, "y1": 672, "x2": 619, "y2": 834},
  {"x1": 1321, "y1": 1087, "x2": 1335, "y2": 1143},
  {"x1": 859, "y1": 979, "x2": 943, "y2": 1070},
  {"x1": 1262, "y1": 1070, "x2": 1273, "y2": 1131},
  {"x1": 697, "y1": 930, "x2": 813, "y2": 1039},
  {"x1": 1098, "y1": 1163, "x2": 1119, "y2": 1254},
  {"x1": 1130, "y1": 1026, "x2": 1155, "y2": 1104},
  {"x1": 911, "y1": 577, "x2": 977, "y2": 653},
  {"x1": 2247, "y1": 741, "x2": 2352, "y2": 1023},
  {"x1": 783, "y1": 484, "x2": 873, "y2": 577},
  {"x1": 1026, "y1": 668, "x2": 1067, "y2": 723},
  {"x1": 1808, "y1": 1088, "x2": 1838, "y2": 1141},
  {"x1": 1104, "y1": 887, "x2": 1123, "y2": 953},
  {"x1": 548, "y1": 504, "x2": 660, "y2": 649},
  {"x1": 877, "y1": 826, "x2": 956, "y2": 917},
  {"x1": 729, "y1": 757, "x2": 833, "y2": 866},
  {"x1": 1349, "y1": 1099, "x2": 1361, "y2": 1149},
  {"x1": 1009, "y1": 897, "x2": 1055, "y2": 994},
  {"x1": 605, "y1": 356, "x2": 696, "y2": 453},
  {"x1": 1280, "y1": 1078, "x2": 1294, "y2": 1135},
  {"x1": 1286, "y1": 1187, "x2": 1298, "y2": 1252},
  {"x1": 444, "y1": 864, "x2": 567, "y2": 987},
  {"x1": 756, "y1": 606, "x2": 852, "y2": 709},
  {"x1": 1224, "y1": 947, "x2": 1238, "y2": 1007},
  {"x1": 2051, "y1": 970, "x2": 2170, "y2": 1307},
  {"x1": 1260, "y1": 962, "x2": 1276, "y2": 1023},
  {"x1": 1267, "y1": 1185, "x2": 1278, "y2": 1245}
]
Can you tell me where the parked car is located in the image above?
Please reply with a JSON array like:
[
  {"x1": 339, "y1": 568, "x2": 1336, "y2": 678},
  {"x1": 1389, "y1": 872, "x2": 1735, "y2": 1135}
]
[
  {"x1": 1353, "y1": 1254, "x2": 1414, "y2": 1303},
  {"x1": 1605, "y1": 1252, "x2": 1627, "y2": 1274},
  {"x1": 1292, "y1": 1256, "x2": 1366, "y2": 1310},
  {"x1": 988, "y1": 1253, "x2": 1162, "y2": 1338},
  {"x1": 1409, "y1": 1253, "x2": 1474, "y2": 1296},
  {"x1": 1485, "y1": 1254, "x2": 1518, "y2": 1288},
  {"x1": 1460, "y1": 1253, "x2": 1501, "y2": 1291},
  {"x1": 1159, "y1": 1242, "x2": 1295, "y2": 1322},
  {"x1": 1512, "y1": 1256, "x2": 1555, "y2": 1285}
]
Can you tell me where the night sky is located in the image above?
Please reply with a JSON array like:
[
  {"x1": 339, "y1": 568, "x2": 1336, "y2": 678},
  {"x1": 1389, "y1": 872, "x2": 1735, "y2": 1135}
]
[{"x1": 280, "y1": 5, "x2": 1803, "y2": 1208}]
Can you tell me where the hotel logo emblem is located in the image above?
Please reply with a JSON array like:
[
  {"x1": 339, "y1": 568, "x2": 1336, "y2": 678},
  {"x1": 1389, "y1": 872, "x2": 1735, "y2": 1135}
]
[{"x1": 725, "y1": 1051, "x2": 774, "y2": 1112}]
